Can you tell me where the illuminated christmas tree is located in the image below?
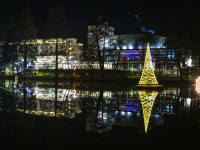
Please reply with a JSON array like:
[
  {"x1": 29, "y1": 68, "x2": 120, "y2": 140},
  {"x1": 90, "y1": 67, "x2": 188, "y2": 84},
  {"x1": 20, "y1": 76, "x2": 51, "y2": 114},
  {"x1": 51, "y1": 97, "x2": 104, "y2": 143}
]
[
  {"x1": 139, "y1": 90, "x2": 158, "y2": 133},
  {"x1": 139, "y1": 43, "x2": 158, "y2": 85}
]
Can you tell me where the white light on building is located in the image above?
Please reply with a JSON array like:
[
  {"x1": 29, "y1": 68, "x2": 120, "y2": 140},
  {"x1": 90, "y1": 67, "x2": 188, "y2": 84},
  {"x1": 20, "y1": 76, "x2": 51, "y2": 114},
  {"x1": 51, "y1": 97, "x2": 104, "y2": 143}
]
[
  {"x1": 129, "y1": 45, "x2": 133, "y2": 49},
  {"x1": 123, "y1": 46, "x2": 127, "y2": 49},
  {"x1": 186, "y1": 57, "x2": 192, "y2": 66},
  {"x1": 184, "y1": 98, "x2": 191, "y2": 107}
]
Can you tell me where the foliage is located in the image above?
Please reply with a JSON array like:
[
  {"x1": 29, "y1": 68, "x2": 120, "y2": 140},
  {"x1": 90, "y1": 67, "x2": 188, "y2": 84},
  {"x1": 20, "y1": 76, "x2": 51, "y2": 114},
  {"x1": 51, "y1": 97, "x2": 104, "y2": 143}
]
[
  {"x1": 116, "y1": 35, "x2": 125, "y2": 50},
  {"x1": 136, "y1": 33, "x2": 154, "y2": 48},
  {"x1": 42, "y1": 5, "x2": 68, "y2": 38},
  {"x1": 0, "y1": 7, "x2": 37, "y2": 71},
  {"x1": 2, "y1": 43, "x2": 17, "y2": 66},
  {"x1": 116, "y1": 35, "x2": 125, "y2": 61},
  {"x1": 160, "y1": 11, "x2": 190, "y2": 81},
  {"x1": 19, "y1": 43, "x2": 38, "y2": 62},
  {"x1": 42, "y1": 4, "x2": 68, "y2": 78},
  {"x1": 17, "y1": 8, "x2": 37, "y2": 69},
  {"x1": 16, "y1": 8, "x2": 37, "y2": 42},
  {"x1": 0, "y1": 23, "x2": 9, "y2": 41},
  {"x1": 191, "y1": 68, "x2": 200, "y2": 79},
  {"x1": 0, "y1": 17, "x2": 19, "y2": 69},
  {"x1": 88, "y1": 17, "x2": 113, "y2": 79},
  {"x1": 109, "y1": 35, "x2": 125, "y2": 69}
]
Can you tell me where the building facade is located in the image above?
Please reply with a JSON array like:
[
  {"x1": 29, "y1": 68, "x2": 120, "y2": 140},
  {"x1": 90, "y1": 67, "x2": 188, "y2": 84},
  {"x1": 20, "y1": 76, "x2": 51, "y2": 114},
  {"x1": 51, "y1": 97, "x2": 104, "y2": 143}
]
[
  {"x1": 86, "y1": 30, "x2": 194, "y2": 74},
  {"x1": 0, "y1": 38, "x2": 84, "y2": 74},
  {"x1": 0, "y1": 25, "x2": 196, "y2": 74},
  {"x1": 34, "y1": 38, "x2": 83, "y2": 69}
]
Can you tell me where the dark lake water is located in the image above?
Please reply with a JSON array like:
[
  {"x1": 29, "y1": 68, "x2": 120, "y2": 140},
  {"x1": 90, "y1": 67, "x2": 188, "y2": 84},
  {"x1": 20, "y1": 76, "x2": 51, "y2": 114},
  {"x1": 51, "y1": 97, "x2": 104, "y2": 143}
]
[{"x1": 0, "y1": 80, "x2": 200, "y2": 149}]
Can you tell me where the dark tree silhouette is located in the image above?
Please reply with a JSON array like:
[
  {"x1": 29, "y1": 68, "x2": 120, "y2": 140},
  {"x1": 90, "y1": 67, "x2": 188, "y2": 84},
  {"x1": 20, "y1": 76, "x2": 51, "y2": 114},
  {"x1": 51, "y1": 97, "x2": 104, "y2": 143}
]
[
  {"x1": 88, "y1": 17, "x2": 113, "y2": 80},
  {"x1": 42, "y1": 5, "x2": 68, "y2": 79},
  {"x1": 116, "y1": 35, "x2": 125, "y2": 69},
  {"x1": 1, "y1": 8, "x2": 37, "y2": 74},
  {"x1": 0, "y1": 22, "x2": 16, "y2": 74},
  {"x1": 161, "y1": 11, "x2": 190, "y2": 81},
  {"x1": 16, "y1": 8, "x2": 37, "y2": 70}
]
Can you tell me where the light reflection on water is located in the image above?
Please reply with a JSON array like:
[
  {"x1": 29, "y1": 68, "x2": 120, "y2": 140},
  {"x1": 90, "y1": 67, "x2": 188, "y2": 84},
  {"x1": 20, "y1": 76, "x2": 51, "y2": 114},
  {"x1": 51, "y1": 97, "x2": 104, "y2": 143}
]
[{"x1": 0, "y1": 80, "x2": 200, "y2": 148}]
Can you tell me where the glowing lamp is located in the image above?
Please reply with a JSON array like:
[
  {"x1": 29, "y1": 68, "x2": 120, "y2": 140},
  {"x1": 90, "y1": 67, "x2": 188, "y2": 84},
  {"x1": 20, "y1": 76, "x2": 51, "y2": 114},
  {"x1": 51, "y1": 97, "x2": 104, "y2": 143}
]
[{"x1": 196, "y1": 77, "x2": 200, "y2": 93}]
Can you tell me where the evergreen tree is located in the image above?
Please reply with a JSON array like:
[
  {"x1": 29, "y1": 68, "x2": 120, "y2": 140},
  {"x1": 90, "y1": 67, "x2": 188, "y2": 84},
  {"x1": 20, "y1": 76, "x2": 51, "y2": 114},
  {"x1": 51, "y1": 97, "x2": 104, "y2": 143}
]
[
  {"x1": 0, "y1": 23, "x2": 10, "y2": 73},
  {"x1": 16, "y1": 8, "x2": 37, "y2": 70},
  {"x1": 1, "y1": 8, "x2": 37, "y2": 73},
  {"x1": 161, "y1": 11, "x2": 189, "y2": 81},
  {"x1": 42, "y1": 5, "x2": 68, "y2": 79}
]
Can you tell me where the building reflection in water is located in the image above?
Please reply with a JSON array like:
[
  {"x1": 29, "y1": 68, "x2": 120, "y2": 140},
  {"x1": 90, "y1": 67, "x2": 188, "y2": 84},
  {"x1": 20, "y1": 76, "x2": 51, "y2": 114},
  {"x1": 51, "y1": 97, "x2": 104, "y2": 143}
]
[{"x1": 0, "y1": 80, "x2": 199, "y2": 134}]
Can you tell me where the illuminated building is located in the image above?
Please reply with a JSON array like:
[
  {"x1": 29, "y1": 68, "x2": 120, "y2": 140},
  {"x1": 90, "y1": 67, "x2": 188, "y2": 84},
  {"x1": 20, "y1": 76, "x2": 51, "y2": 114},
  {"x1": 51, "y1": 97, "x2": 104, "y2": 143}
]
[
  {"x1": 0, "y1": 38, "x2": 83, "y2": 73},
  {"x1": 86, "y1": 23, "x2": 195, "y2": 72},
  {"x1": 33, "y1": 38, "x2": 83, "y2": 69},
  {"x1": 111, "y1": 34, "x2": 166, "y2": 50},
  {"x1": 0, "y1": 26, "x2": 196, "y2": 74},
  {"x1": 104, "y1": 34, "x2": 181, "y2": 71}
]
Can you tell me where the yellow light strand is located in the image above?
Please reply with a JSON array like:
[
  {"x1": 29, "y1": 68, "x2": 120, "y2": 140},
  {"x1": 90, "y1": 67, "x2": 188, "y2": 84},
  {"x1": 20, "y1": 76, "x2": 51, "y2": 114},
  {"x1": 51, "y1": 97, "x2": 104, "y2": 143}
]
[
  {"x1": 139, "y1": 90, "x2": 158, "y2": 133},
  {"x1": 139, "y1": 43, "x2": 158, "y2": 85}
]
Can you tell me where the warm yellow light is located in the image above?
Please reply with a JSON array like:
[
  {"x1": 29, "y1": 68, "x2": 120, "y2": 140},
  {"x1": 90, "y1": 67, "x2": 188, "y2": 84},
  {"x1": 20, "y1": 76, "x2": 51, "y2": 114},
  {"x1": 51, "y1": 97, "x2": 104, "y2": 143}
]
[
  {"x1": 73, "y1": 85, "x2": 75, "y2": 93},
  {"x1": 139, "y1": 43, "x2": 158, "y2": 85},
  {"x1": 139, "y1": 90, "x2": 158, "y2": 133},
  {"x1": 196, "y1": 77, "x2": 200, "y2": 93},
  {"x1": 15, "y1": 75, "x2": 18, "y2": 83}
]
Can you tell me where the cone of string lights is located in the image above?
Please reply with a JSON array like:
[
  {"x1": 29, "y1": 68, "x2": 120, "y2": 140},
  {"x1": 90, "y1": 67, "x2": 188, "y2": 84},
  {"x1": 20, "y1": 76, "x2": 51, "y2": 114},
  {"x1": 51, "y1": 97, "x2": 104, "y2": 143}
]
[
  {"x1": 139, "y1": 90, "x2": 158, "y2": 133},
  {"x1": 138, "y1": 43, "x2": 158, "y2": 85}
]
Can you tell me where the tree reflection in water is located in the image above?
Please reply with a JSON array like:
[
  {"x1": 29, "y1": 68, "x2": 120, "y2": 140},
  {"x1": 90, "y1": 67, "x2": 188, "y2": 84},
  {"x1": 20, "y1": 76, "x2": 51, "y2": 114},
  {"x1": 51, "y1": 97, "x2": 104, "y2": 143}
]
[{"x1": 1, "y1": 80, "x2": 200, "y2": 149}]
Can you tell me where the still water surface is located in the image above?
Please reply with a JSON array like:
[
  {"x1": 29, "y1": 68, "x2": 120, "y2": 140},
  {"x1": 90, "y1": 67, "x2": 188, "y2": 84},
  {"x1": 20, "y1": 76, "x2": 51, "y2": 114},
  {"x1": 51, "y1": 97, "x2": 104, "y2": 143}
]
[{"x1": 0, "y1": 80, "x2": 200, "y2": 149}]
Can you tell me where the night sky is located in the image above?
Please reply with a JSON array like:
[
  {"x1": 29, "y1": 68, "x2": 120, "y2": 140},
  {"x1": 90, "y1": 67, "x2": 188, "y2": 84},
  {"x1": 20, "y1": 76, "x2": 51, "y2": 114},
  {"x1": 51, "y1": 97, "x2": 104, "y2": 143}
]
[{"x1": 0, "y1": 0, "x2": 193, "y2": 41}]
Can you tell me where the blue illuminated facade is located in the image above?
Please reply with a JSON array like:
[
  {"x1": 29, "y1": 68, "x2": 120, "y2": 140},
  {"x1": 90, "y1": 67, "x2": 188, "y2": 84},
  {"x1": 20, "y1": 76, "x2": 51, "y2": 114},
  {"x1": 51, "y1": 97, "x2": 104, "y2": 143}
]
[{"x1": 99, "y1": 33, "x2": 194, "y2": 72}]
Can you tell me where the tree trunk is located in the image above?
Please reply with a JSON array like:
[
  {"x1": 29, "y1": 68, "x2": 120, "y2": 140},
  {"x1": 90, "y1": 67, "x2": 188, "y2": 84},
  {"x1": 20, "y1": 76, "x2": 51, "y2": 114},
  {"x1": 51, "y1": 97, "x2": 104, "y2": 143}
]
[
  {"x1": 177, "y1": 49, "x2": 183, "y2": 81},
  {"x1": 198, "y1": 53, "x2": 200, "y2": 67},
  {"x1": 102, "y1": 27, "x2": 106, "y2": 80},
  {"x1": 55, "y1": 81, "x2": 58, "y2": 117},
  {"x1": 117, "y1": 51, "x2": 121, "y2": 70},
  {"x1": 24, "y1": 42, "x2": 27, "y2": 70},
  {"x1": 23, "y1": 85, "x2": 27, "y2": 113},
  {"x1": 55, "y1": 38, "x2": 58, "y2": 79},
  {"x1": 101, "y1": 84, "x2": 104, "y2": 132},
  {"x1": 96, "y1": 37, "x2": 103, "y2": 80},
  {"x1": 16, "y1": 44, "x2": 19, "y2": 74},
  {"x1": 177, "y1": 87, "x2": 182, "y2": 113}
]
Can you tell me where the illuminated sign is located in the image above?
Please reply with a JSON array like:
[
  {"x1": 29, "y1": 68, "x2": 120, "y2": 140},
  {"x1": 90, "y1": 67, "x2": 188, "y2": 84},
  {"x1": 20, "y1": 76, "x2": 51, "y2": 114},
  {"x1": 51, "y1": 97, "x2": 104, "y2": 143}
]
[{"x1": 196, "y1": 77, "x2": 200, "y2": 93}]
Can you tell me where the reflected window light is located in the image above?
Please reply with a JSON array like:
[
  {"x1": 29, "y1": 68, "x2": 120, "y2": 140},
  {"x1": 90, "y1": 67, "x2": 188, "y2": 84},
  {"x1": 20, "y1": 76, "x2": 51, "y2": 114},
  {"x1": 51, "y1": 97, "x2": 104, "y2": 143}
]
[
  {"x1": 121, "y1": 111, "x2": 125, "y2": 115},
  {"x1": 127, "y1": 112, "x2": 132, "y2": 116},
  {"x1": 103, "y1": 116, "x2": 107, "y2": 120}
]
